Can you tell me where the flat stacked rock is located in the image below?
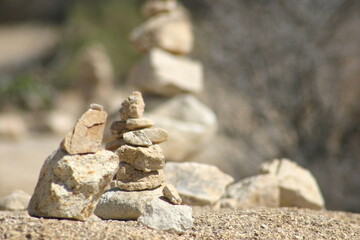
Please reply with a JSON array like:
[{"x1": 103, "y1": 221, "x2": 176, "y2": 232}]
[{"x1": 96, "y1": 92, "x2": 190, "y2": 228}]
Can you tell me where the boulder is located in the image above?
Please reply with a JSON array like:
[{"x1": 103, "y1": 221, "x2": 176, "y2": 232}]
[
  {"x1": 128, "y1": 49, "x2": 203, "y2": 96},
  {"x1": 142, "y1": 128, "x2": 168, "y2": 144},
  {"x1": 28, "y1": 149, "x2": 119, "y2": 220},
  {"x1": 225, "y1": 174, "x2": 280, "y2": 209},
  {"x1": 141, "y1": 0, "x2": 178, "y2": 18},
  {"x1": 125, "y1": 118, "x2": 154, "y2": 130},
  {"x1": 163, "y1": 184, "x2": 182, "y2": 205},
  {"x1": 138, "y1": 198, "x2": 193, "y2": 233},
  {"x1": 117, "y1": 144, "x2": 165, "y2": 172},
  {"x1": 164, "y1": 162, "x2": 234, "y2": 205},
  {"x1": 130, "y1": 11, "x2": 193, "y2": 55},
  {"x1": 94, "y1": 187, "x2": 164, "y2": 220},
  {"x1": 123, "y1": 130, "x2": 152, "y2": 147},
  {"x1": 119, "y1": 91, "x2": 145, "y2": 120},
  {"x1": 61, "y1": 105, "x2": 107, "y2": 154},
  {"x1": 0, "y1": 190, "x2": 31, "y2": 211},
  {"x1": 260, "y1": 159, "x2": 325, "y2": 210},
  {"x1": 111, "y1": 162, "x2": 164, "y2": 191},
  {"x1": 147, "y1": 95, "x2": 217, "y2": 162}
]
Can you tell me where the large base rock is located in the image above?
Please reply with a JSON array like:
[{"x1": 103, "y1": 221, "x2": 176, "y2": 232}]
[
  {"x1": 164, "y1": 162, "x2": 233, "y2": 205},
  {"x1": 138, "y1": 197, "x2": 193, "y2": 233},
  {"x1": 94, "y1": 187, "x2": 164, "y2": 220},
  {"x1": 129, "y1": 49, "x2": 203, "y2": 96},
  {"x1": 28, "y1": 149, "x2": 119, "y2": 220}
]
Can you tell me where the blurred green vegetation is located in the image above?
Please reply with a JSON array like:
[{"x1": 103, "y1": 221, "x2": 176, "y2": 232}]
[{"x1": 0, "y1": 0, "x2": 143, "y2": 110}]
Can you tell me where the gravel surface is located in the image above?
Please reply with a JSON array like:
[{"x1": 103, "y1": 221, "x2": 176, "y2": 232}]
[{"x1": 1, "y1": 207, "x2": 360, "y2": 240}]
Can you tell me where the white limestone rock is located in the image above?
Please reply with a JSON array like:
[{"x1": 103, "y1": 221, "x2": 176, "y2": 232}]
[{"x1": 28, "y1": 149, "x2": 119, "y2": 220}]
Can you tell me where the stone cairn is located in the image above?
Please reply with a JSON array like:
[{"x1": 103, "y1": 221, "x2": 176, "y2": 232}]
[
  {"x1": 95, "y1": 92, "x2": 192, "y2": 233},
  {"x1": 28, "y1": 104, "x2": 119, "y2": 220}
]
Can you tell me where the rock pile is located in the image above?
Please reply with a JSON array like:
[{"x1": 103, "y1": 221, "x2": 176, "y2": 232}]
[
  {"x1": 220, "y1": 159, "x2": 325, "y2": 210},
  {"x1": 28, "y1": 104, "x2": 119, "y2": 220},
  {"x1": 95, "y1": 91, "x2": 193, "y2": 232}
]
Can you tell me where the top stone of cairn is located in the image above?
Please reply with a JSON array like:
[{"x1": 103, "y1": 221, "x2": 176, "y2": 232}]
[{"x1": 119, "y1": 91, "x2": 145, "y2": 120}]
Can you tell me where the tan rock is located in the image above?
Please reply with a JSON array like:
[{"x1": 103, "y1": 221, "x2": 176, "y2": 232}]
[
  {"x1": 142, "y1": 0, "x2": 178, "y2": 18},
  {"x1": 260, "y1": 159, "x2": 325, "y2": 210},
  {"x1": 61, "y1": 106, "x2": 107, "y2": 154},
  {"x1": 123, "y1": 130, "x2": 152, "y2": 147},
  {"x1": 129, "y1": 49, "x2": 203, "y2": 96},
  {"x1": 110, "y1": 120, "x2": 127, "y2": 138},
  {"x1": 111, "y1": 162, "x2": 164, "y2": 191},
  {"x1": 125, "y1": 118, "x2": 154, "y2": 130},
  {"x1": 94, "y1": 186, "x2": 164, "y2": 220},
  {"x1": 163, "y1": 184, "x2": 182, "y2": 205},
  {"x1": 105, "y1": 138, "x2": 126, "y2": 151},
  {"x1": 142, "y1": 128, "x2": 168, "y2": 144},
  {"x1": 119, "y1": 91, "x2": 145, "y2": 120},
  {"x1": 130, "y1": 11, "x2": 193, "y2": 55},
  {"x1": 117, "y1": 144, "x2": 165, "y2": 172},
  {"x1": 28, "y1": 149, "x2": 119, "y2": 220},
  {"x1": 0, "y1": 190, "x2": 31, "y2": 211},
  {"x1": 225, "y1": 174, "x2": 280, "y2": 209}
]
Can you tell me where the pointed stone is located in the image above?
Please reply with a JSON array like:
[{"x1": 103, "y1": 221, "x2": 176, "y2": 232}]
[
  {"x1": 61, "y1": 106, "x2": 107, "y2": 154},
  {"x1": 163, "y1": 184, "x2": 182, "y2": 205},
  {"x1": 143, "y1": 128, "x2": 168, "y2": 144},
  {"x1": 123, "y1": 130, "x2": 152, "y2": 147},
  {"x1": 117, "y1": 144, "x2": 165, "y2": 172},
  {"x1": 119, "y1": 91, "x2": 145, "y2": 120},
  {"x1": 125, "y1": 118, "x2": 154, "y2": 130},
  {"x1": 111, "y1": 162, "x2": 164, "y2": 191}
]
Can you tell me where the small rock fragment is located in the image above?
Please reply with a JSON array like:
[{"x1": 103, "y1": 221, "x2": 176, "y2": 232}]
[
  {"x1": 111, "y1": 162, "x2": 164, "y2": 191},
  {"x1": 94, "y1": 187, "x2": 164, "y2": 220},
  {"x1": 138, "y1": 198, "x2": 193, "y2": 233},
  {"x1": 143, "y1": 128, "x2": 168, "y2": 144},
  {"x1": 123, "y1": 130, "x2": 152, "y2": 147},
  {"x1": 61, "y1": 106, "x2": 107, "y2": 154},
  {"x1": 105, "y1": 138, "x2": 126, "y2": 151},
  {"x1": 0, "y1": 190, "x2": 31, "y2": 211},
  {"x1": 117, "y1": 144, "x2": 165, "y2": 172},
  {"x1": 125, "y1": 118, "x2": 154, "y2": 130},
  {"x1": 119, "y1": 91, "x2": 145, "y2": 120},
  {"x1": 90, "y1": 103, "x2": 104, "y2": 111},
  {"x1": 110, "y1": 120, "x2": 127, "y2": 138},
  {"x1": 163, "y1": 184, "x2": 182, "y2": 205}
]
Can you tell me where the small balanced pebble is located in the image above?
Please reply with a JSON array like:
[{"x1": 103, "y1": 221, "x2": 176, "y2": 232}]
[{"x1": 90, "y1": 103, "x2": 104, "y2": 111}]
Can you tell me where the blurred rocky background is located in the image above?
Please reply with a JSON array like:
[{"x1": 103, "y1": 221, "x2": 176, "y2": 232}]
[{"x1": 0, "y1": 0, "x2": 359, "y2": 212}]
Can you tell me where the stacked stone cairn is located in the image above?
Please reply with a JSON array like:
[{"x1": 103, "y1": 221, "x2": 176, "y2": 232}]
[
  {"x1": 95, "y1": 92, "x2": 192, "y2": 232},
  {"x1": 28, "y1": 104, "x2": 119, "y2": 220}
]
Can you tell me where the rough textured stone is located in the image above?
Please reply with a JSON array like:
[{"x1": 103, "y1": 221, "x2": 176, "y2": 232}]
[
  {"x1": 119, "y1": 91, "x2": 145, "y2": 120},
  {"x1": 123, "y1": 130, "x2": 152, "y2": 147},
  {"x1": 28, "y1": 149, "x2": 119, "y2": 220},
  {"x1": 142, "y1": 0, "x2": 178, "y2": 18},
  {"x1": 138, "y1": 198, "x2": 193, "y2": 233},
  {"x1": 110, "y1": 120, "x2": 127, "y2": 138},
  {"x1": 105, "y1": 138, "x2": 126, "y2": 152},
  {"x1": 111, "y1": 162, "x2": 164, "y2": 191},
  {"x1": 129, "y1": 49, "x2": 202, "y2": 96},
  {"x1": 143, "y1": 128, "x2": 168, "y2": 144},
  {"x1": 117, "y1": 144, "x2": 165, "y2": 172},
  {"x1": 61, "y1": 107, "x2": 107, "y2": 154},
  {"x1": 260, "y1": 159, "x2": 325, "y2": 210},
  {"x1": 94, "y1": 187, "x2": 163, "y2": 220},
  {"x1": 147, "y1": 95, "x2": 217, "y2": 162},
  {"x1": 163, "y1": 184, "x2": 182, "y2": 205},
  {"x1": 126, "y1": 118, "x2": 154, "y2": 130},
  {"x1": 225, "y1": 174, "x2": 280, "y2": 209},
  {"x1": 130, "y1": 11, "x2": 193, "y2": 55},
  {"x1": 0, "y1": 190, "x2": 31, "y2": 211},
  {"x1": 164, "y1": 162, "x2": 234, "y2": 205}
]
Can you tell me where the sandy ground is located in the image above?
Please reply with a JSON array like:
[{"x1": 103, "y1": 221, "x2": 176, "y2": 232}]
[{"x1": 1, "y1": 207, "x2": 360, "y2": 239}]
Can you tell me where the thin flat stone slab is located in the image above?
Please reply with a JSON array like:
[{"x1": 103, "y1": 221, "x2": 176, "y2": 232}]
[
  {"x1": 105, "y1": 138, "x2": 126, "y2": 151},
  {"x1": 125, "y1": 118, "x2": 154, "y2": 130},
  {"x1": 117, "y1": 144, "x2": 165, "y2": 172},
  {"x1": 163, "y1": 184, "x2": 182, "y2": 205},
  {"x1": 111, "y1": 162, "x2": 164, "y2": 191},
  {"x1": 138, "y1": 198, "x2": 193, "y2": 233},
  {"x1": 94, "y1": 187, "x2": 164, "y2": 220},
  {"x1": 123, "y1": 130, "x2": 152, "y2": 147},
  {"x1": 143, "y1": 128, "x2": 168, "y2": 144},
  {"x1": 61, "y1": 105, "x2": 107, "y2": 154},
  {"x1": 119, "y1": 91, "x2": 145, "y2": 120},
  {"x1": 28, "y1": 149, "x2": 119, "y2": 220},
  {"x1": 164, "y1": 162, "x2": 234, "y2": 206}
]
